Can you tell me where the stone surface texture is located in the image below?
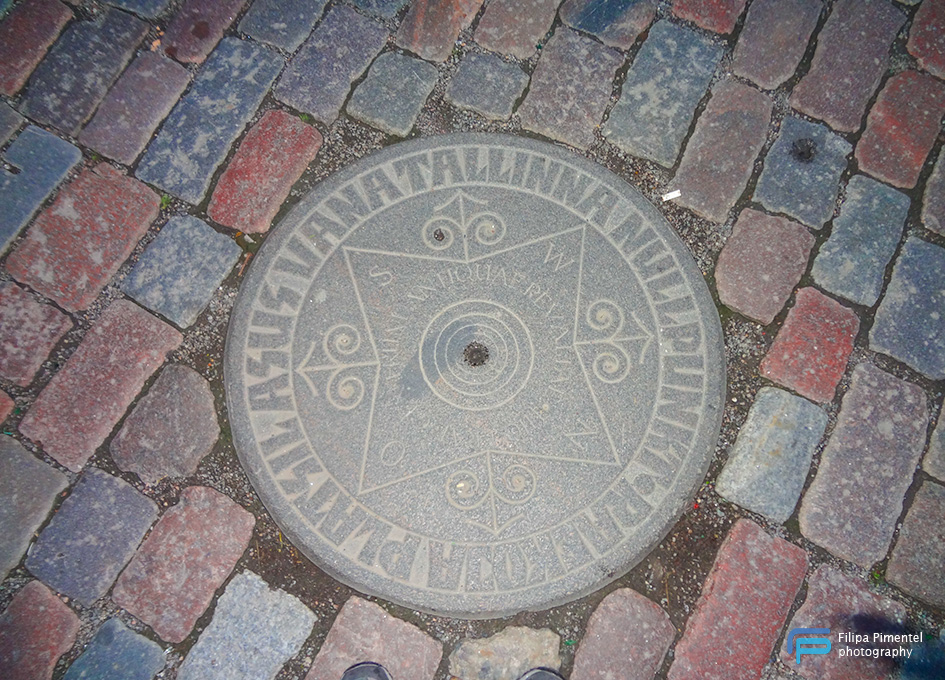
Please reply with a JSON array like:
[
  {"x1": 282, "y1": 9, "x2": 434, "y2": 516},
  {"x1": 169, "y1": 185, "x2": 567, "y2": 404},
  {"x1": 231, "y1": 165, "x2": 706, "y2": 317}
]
[
  {"x1": 0, "y1": 282, "x2": 71, "y2": 385},
  {"x1": 603, "y1": 21, "x2": 722, "y2": 167},
  {"x1": 559, "y1": 0, "x2": 656, "y2": 50},
  {"x1": 348, "y1": 52, "x2": 438, "y2": 137},
  {"x1": 474, "y1": 0, "x2": 558, "y2": 59},
  {"x1": 238, "y1": 0, "x2": 327, "y2": 52},
  {"x1": 855, "y1": 70, "x2": 945, "y2": 189},
  {"x1": 110, "y1": 364, "x2": 220, "y2": 484},
  {"x1": 811, "y1": 175, "x2": 909, "y2": 306},
  {"x1": 870, "y1": 238, "x2": 945, "y2": 379},
  {"x1": 79, "y1": 51, "x2": 191, "y2": 166},
  {"x1": 571, "y1": 588, "x2": 674, "y2": 680},
  {"x1": 273, "y1": 6, "x2": 388, "y2": 124},
  {"x1": 760, "y1": 288, "x2": 859, "y2": 403},
  {"x1": 445, "y1": 52, "x2": 529, "y2": 120},
  {"x1": 162, "y1": 0, "x2": 247, "y2": 63},
  {"x1": 926, "y1": 418, "x2": 945, "y2": 482},
  {"x1": 19, "y1": 8, "x2": 147, "y2": 135},
  {"x1": 887, "y1": 481, "x2": 945, "y2": 608},
  {"x1": 62, "y1": 618, "x2": 165, "y2": 680},
  {"x1": 25, "y1": 468, "x2": 157, "y2": 606},
  {"x1": 137, "y1": 38, "x2": 282, "y2": 204},
  {"x1": 672, "y1": 0, "x2": 747, "y2": 34},
  {"x1": 731, "y1": 0, "x2": 821, "y2": 90},
  {"x1": 781, "y1": 565, "x2": 906, "y2": 680},
  {"x1": 519, "y1": 27, "x2": 624, "y2": 149},
  {"x1": 753, "y1": 116, "x2": 851, "y2": 228},
  {"x1": 715, "y1": 387, "x2": 826, "y2": 523},
  {"x1": 908, "y1": 0, "x2": 945, "y2": 79},
  {"x1": 209, "y1": 110, "x2": 323, "y2": 233},
  {"x1": 395, "y1": 0, "x2": 483, "y2": 62},
  {"x1": 790, "y1": 0, "x2": 905, "y2": 132},
  {"x1": 0, "y1": 0, "x2": 72, "y2": 96},
  {"x1": 350, "y1": 0, "x2": 408, "y2": 18},
  {"x1": 176, "y1": 571, "x2": 315, "y2": 680},
  {"x1": 0, "y1": 391, "x2": 12, "y2": 422},
  {"x1": 0, "y1": 580, "x2": 79, "y2": 680},
  {"x1": 305, "y1": 597, "x2": 442, "y2": 680},
  {"x1": 668, "y1": 519, "x2": 807, "y2": 680},
  {"x1": 112, "y1": 486, "x2": 255, "y2": 643},
  {"x1": 0, "y1": 438, "x2": 68, "y2": 582},
  {"x1": 105, "y1": 0, "x2": 171, "y2": 18},
  {"x1": 449, "y1": 626, "x2": 562, "y2": 680},
  {"x1": 19, "y1": 300, "x2": 182, "y2": 471},
  {"x1": 0, "y1": 103, "x2": 21, "y2": 144},
  {"x1": 0, "y1": 126, "x2": 82, "y2": 255},
  {"x1": 925, "y1": 148, "x2": 945, "y2": 236},
  {"x1": 800, "y1": 363, "x2": 928, "y2": 567},
  {"x1": 5, "y1": 163, "x2": 159, "y2": 311},
  {"x1": 121, "y1": 215, "x2": 241, "y2": 328},
  {"x1": 715, "y1": 209, "x2": 814, "y2": 325},
  {"x1": 670, "y1": 79, "x2": 772, "y2": 222}
]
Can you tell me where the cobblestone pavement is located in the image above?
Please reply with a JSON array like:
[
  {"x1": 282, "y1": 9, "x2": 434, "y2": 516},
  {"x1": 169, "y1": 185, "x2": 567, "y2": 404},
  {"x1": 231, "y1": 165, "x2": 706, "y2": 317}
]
[{"x1": 1, "y1": 0, "x2": 944, "y2": 678}]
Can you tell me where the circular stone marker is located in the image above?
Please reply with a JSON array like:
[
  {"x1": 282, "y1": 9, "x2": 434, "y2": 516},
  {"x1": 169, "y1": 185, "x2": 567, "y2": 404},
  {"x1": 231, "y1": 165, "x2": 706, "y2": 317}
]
[{"x1": 225, "y1": 134, "x2": 724, "y2": 617}]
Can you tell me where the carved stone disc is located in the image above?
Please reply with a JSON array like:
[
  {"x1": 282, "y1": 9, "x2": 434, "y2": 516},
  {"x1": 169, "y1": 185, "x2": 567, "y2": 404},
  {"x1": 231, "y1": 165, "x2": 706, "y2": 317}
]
[{"x1": 224, "y1": 134, "x2": 724, "y2": 617}]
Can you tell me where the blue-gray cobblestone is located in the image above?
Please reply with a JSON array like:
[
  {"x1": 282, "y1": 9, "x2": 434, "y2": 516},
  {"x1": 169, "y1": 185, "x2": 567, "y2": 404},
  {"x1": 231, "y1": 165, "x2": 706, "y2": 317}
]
[
  {"x1": 104, "y1": 0, "x2": 171, "y2": 18},
  {"x1": 0, "y1": 126, "x2": 81, "y2": 255},
  {"x1": 63, "y1": 618, "x2": 165, "y2": 680},
  {"x1": 348, "y1": 52, "x2": 438, "y2": 136},
  {"x1": 925, "y1": 418, "x2": 945, "y2": 482},
  {"x1": 445, "y1": 52, "x2": 529, "y2": 120},
  {"x1": 602, "y1": 21, "x2": 722, "y2": 167},
  {"x1": 274, "y1": 6, "x2": 388, "y2": 123},
  {"x1": 0, "y1": 103, "x2": 22, "y2": 145},
  {"x1": 0, "y1": 438, "x2": 68, "y2": 582},
  {"x1": 238, "y1": 0, "x2": 328, "y2": 52},
  {"x1": 25, "y1": 468, "x2": 157, "y2": 606},
  {"x1": 716, "y1": 387, "x2": 827, "y2": 523},
  {"x1": 177, "y1": 571, "x2": 315, "y2": 680},
  {"x1": 559, "y1": 0, "x2": 656, "y2": 50},
  {"x1": 350, "y1": 0, "x2": 409, "y2": 18},
  {"x1": 871, "y1": 238, "x2": 945, "y2": 380},
  {"x1": 754, "y1": 116, "x2": 851, "y2": 228},
  {"x1": 812, "y1": 175, "x2": 909, "y2": 306},
  {"x1": 19, "y1": 8, "x2": 147, "y2": 135},
  {"x1": 122, "y1": 216, "x2": 241, "y2": 328},
  {"x1": 136, "y1": 38, "x2": 282, "y2": 204}
]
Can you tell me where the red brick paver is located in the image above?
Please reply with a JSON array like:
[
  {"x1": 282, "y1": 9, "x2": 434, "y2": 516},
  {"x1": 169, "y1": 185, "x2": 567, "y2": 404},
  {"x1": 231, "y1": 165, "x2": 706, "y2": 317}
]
[
  {"x1": 0, "y1": 0, "x2": 72, "y2": 96},
  {"x1": 716, "y1": 210, "x2": 814, "y2": 325},
  {"x1": 112, "y1": 486, "x2": 255, "y2": 643},
  {"x1": 163, "y1": 0, "x2": 248, "y2": 63},
  {"x1": 0, "y1": 391, "x2": 13, "y2": 422},
  {"x1": 790, "y1": 0, "x2": 905, "y2": 132},
  {"x1": 781, "y1": 565, "x2": 906, "y2": 680},
  {"x1": 306, "y1": 596, "x2": 442, "y2": 680},
  {"x1": 887, "y1": 480, "x2": 945, "y2": 608},
  {"x1": 731, "y1": 0, "x2": 821, "y2": 90},
  {"x1": 800, "y1": 363, "x2": 928, "y2": 568},
  {"x1": 668, "y1": 519, "x2": 807, "y2": 680},
  {"x1": 908, "y1": 0, "x2": 945, "y2": 79},
  {"x1": 396, "y1": 0, "x2": 484, "y2": 62},
  {"x1": 474, "y1": 0, "x2": 558, "y2": 59},
  {"x1": 5, "y1": 164, "x2": 159, "y2": 312},
  {"x1": 572, "y1": 588, "x2": 675, "y2": 680},
  {"x1": 855, "y1": 70, "x2": 945, "y2": 189},
  {"x1": 0, "y1": 581, "x2": 79, "y2": 680},
  {"x1": 0, "y1": 282, "x2": 71, "y2": 386},
  {"x1": 208, "y1": 110, "x2": 323, "y2": 233},
  {"x1": 671, "y1": 79, "x2": 772, "y2": 223},
  {"x1": 19, "y1": 300, "x2": 181, "y2": 471},
  {"x1": 760, "y1": 288, "x2": 859, "y2": 403},
  {"x1": 672, "y1": 0, "x2": 748, "y2": 34}
]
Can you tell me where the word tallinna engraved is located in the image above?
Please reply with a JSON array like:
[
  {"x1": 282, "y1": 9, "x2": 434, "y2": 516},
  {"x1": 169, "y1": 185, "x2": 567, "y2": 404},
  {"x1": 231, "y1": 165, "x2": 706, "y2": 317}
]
[{"x1": 225, "y1": 134, "x2": 724, "y2": 618}]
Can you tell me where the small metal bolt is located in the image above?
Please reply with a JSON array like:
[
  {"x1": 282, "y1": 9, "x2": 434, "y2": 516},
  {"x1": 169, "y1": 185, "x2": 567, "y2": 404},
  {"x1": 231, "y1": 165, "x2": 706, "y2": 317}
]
[{"x1": 433, "y1": 228, "x2": 445, "y2": 242}]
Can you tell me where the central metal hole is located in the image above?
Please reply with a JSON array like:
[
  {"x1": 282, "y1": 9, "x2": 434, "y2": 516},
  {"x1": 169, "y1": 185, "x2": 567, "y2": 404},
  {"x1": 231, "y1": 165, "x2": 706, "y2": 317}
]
[{"x1": 463, "y1": 342, "x2": 489, "y2": 367}]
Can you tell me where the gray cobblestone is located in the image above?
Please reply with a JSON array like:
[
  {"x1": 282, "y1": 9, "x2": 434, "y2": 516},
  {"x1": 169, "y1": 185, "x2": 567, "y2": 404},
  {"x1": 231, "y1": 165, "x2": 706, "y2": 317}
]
[
  {"x1": 445, "y1": 52, "x2": 528, "y2": 120},
  {"x1": 347, "y1": 52, "x2": 438, "y2": 137}
]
